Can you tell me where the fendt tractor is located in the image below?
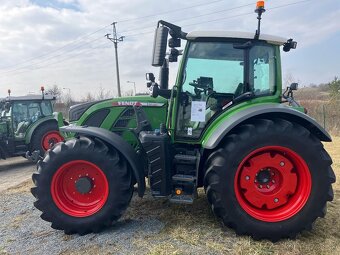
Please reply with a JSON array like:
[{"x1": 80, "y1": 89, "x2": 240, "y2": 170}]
[
  {"x1": 32, "y1": 2, "x2": 335, "y2": 241},
  {"x1": 0, "y1": 87, "x2": 63, "y2": 160}
]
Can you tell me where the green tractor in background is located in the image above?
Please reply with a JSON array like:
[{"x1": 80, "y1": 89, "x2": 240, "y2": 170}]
[
  {"x1": 0, "y1": 88, "x2": 63, "y2": 160},
  {"x1": 32, "y1": 2, "x2": 335, "y2": 241}
]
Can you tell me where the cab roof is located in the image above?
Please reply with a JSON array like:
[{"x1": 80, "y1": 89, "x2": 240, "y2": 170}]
[
  {"x1": 186, "y1": 31, "x2": 287, "y2": 45},
  {"x1": 0, "y1": 94, "x2": 56, "y2": 102}
]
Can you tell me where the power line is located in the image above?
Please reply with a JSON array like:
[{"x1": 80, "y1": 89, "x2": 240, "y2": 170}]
[
  {"x1": 0, "y1": 0, "x2": 229, "y2": 72},
  {"x1": 2, "y1": 24, "x2": 111, "y2": 71},
  {"x1": 119, "y1": 2, "x2": 255, "y2": 34},
  {"x1": 116, "y1": 0, "x2": 228, "y2": 23},
  {"x1": 0, "y1": 0, "x2": 313, "y2": 77},
  {"x1": 0, "y1": 36, "x2": 105, "y2": 75},
  {"x1": 0, "y1": 40, "x2": 108, "y2": 78},
  {"x1": 125, "y1": 0, "x2": 313, "y2": 38}
]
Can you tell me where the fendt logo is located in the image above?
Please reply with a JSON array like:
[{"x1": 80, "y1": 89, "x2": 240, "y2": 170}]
[{"x1": 112, "y1": 101, "x2": 164, "y2": 107}]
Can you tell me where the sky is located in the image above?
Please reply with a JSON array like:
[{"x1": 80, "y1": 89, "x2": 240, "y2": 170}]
[{"x1": 0, "y1": 0, "x2": 339, "y2": 99}]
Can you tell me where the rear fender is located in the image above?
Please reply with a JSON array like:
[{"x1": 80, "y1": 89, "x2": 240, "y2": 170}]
[
  {"x1": 60, "y1": 125, "x2": 146, "y2": 197},
  {"x1": 203, "y1": 104, "x2": 332, "y2": 149}
]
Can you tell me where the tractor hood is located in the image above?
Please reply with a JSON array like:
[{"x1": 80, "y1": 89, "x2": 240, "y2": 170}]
[{"x1": 66, "y1": 96, "x2": 168, "y2": 146}]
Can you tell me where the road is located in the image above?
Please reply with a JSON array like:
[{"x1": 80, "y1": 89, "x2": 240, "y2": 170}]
[{"x1": 0, "y1": 157, "x2": 34, "y2": 192}]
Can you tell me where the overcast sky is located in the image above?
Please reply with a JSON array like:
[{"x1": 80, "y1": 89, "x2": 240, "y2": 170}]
[{"x1": 0, "y1": 0, "x2": 339, "y2": 99}]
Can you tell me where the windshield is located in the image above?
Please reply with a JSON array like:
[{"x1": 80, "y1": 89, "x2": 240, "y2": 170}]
[
  {"x1": 176, "y1": 41, "x2": 276, "y2": 139},
  {"x1": 182, "y1": 42, "x2": 244, "y2": 96}
]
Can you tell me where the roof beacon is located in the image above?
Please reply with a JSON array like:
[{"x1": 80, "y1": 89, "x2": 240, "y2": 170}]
[{"x1": 254, "y1": 1, "x2": 266, "y2": 40}]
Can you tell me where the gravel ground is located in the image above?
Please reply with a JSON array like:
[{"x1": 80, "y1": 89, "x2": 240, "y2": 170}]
[{"x1": 0, "y1": 184, "x2": 167, "y2": 255}]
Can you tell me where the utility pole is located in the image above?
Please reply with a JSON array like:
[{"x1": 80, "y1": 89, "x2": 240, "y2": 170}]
[{"x1": 106, "y1": 22, "x2": 124, "y2": 97}]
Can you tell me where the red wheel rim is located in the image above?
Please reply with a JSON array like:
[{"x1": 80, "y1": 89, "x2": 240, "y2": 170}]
[
  {"x1": 51, "y1": 160, "x2": 109, "y2": 217},
  {"x1": 41, "y1": 131, "x2": 63, "y2": 151},
  {"x1": 234, "y1": 146, "x2": 311, "y2": 222}
]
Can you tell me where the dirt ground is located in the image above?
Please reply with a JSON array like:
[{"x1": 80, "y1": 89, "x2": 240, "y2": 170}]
[{"x1": 0, "y1": 137, "x2": 339, "y2": 255}]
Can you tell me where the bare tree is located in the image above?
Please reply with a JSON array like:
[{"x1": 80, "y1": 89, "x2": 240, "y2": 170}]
[
  {"x1": 97, "y1": 86, "x2": 113, "y2": 100},
  {"x1": 46, "y1": 84, "x2": 62, "y2": 102}
]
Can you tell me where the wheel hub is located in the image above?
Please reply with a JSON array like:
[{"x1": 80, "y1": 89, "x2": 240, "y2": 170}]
[
  {"x1": 75, "y1": 177, "x2": 93, "y2": 194},
  {"x1": 256, "y1": 169, "x2": 271, "y2": 184}
]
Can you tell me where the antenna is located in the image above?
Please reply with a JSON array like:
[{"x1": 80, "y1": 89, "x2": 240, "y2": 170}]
[{"x1": 254, "y1": 1, "x2": 266, "y2": 40}]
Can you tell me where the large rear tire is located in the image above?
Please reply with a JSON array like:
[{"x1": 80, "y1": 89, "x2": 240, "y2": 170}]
[
  {"x1": 31, "y1": 136, "x2": 133, "y2": 235},
  {"x1": 204, "y1": 118, "x2": 335, "y2": 241}
]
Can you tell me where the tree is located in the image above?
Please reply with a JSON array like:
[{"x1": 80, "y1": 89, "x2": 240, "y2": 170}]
[
  {"x1": 328, "y1": 76, "x2": 340, "y2": 101},
  {"x1": 46, "y1": 84, "x2": 62, "y2": 102}
]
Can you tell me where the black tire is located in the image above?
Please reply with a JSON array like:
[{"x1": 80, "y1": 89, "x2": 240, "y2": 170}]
[
  {"x1": 31, "y1": 136, "x2": 133, "y2": 235},
  {"x1": 30, "y1": 121, "x2": 62, "y2": 157},
  {"x1": 204, "y1": 118, "x2": 335, "y2": 241}
]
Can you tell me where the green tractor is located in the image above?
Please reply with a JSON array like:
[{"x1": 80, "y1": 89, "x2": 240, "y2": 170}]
[
  {"x1": 32, "y1": 3, "x2": 335, "y2": 241},
  {"x1": 0, "y1": 88, "x2": 63, "y2": 160}
]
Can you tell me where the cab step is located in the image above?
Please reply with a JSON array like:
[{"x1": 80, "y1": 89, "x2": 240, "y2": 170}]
[
  {"x1": 171, "y1": 174, "x2": 197, "y2": 204},
  {"x1": 170, "y1": 194, "x2": 194, "y2": 204}
]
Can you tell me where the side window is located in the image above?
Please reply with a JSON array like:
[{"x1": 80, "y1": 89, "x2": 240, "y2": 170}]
[
  {"x1": 249, "y1": 45, "x2": 275, "y2": 95},
  {"x1": 27, "y1": 102, "x2": 41, "y2": 122},
  {"x1": 41, "y1": 101, "x2": 53, "y2": 116}
]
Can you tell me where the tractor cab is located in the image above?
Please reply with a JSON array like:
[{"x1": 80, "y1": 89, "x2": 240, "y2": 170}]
[
  {"x1": 1, "y1": 95, "x2": 55, "y2": 139},
  {"x1": 147, "y1": 15, "x2": 296, "y2": 142}
]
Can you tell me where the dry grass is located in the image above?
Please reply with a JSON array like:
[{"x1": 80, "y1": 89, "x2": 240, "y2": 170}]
[{"x1": 294, "y1": 88, "x2": 340, "y2": 135}]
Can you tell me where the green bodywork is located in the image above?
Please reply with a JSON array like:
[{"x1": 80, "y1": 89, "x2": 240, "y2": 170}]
[
  {"x1": 64, "y1": 41, "x2": 309, "y2": 149},
  {"x1": 63, "y1": 96, "x2": 168, "y2": 147}
]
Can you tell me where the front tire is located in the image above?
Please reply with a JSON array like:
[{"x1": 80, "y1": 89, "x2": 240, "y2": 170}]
[
  {"x1": 31, "y1": 136, "x2": 133, "y2": 235},
  {"x1": 204, "y1": 118, "x2": 335, "y2": 241}
]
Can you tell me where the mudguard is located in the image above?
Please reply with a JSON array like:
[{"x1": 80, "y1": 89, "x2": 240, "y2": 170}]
[
  {"x1": 25, "y1": 116, "x2": 57, "y2": 144},
  {"x1": 203, "y1": 104, "x2": 332, "y2": 149},
  {"x1": 60, "y1": 125, "x2": 146, "y2": 197}
]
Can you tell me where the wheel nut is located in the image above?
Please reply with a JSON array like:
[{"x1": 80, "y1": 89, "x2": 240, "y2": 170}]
[
  {"x1": 274, "y1": 198, "x2": 279, "y2": 203},
  {"x1": 266, "y1": 185, "x2": 270, "y2": 189},
  {"x1": 272, "y1": 180, "x2": 275, "y2": 184},
  {"x1": 280, "y1": 161, "x2": 285, "y2": 167},
  {"x1": 259, "y1": 185, "x2": 262, "y2": 189},
  {"x1": 245, "y1": 176, "x2": 250, "y2": 181}
]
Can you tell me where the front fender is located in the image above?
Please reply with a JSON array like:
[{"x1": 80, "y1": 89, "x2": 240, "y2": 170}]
[
  {"x1": 60, "y1": 125, "x2": 146, "y2": 197},
  {"x1": 202, "y1": 103, "x2": 331, "y2": 149}
]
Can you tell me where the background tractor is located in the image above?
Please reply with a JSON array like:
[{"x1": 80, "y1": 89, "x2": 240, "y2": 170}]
[
  {"x1": 0, "y1": 88, "x2": 63, "y2": 160},
  {"x1": 32, "y1": 1, "x2": 335, "y2": 241}
]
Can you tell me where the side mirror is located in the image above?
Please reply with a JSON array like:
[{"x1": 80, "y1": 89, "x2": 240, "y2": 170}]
[
  {"x1": 289, "y1": 83, "x2": 298, "y2": 91},
  {"x1": 283, "y1": 39, "x2": 297, "y2": 52},
  {"x1": 152, "y1": 26, "x2": 169, "y2": 67},
  {"x1": 146, "y1": 73, "x2": 155, "y2": 82}
]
